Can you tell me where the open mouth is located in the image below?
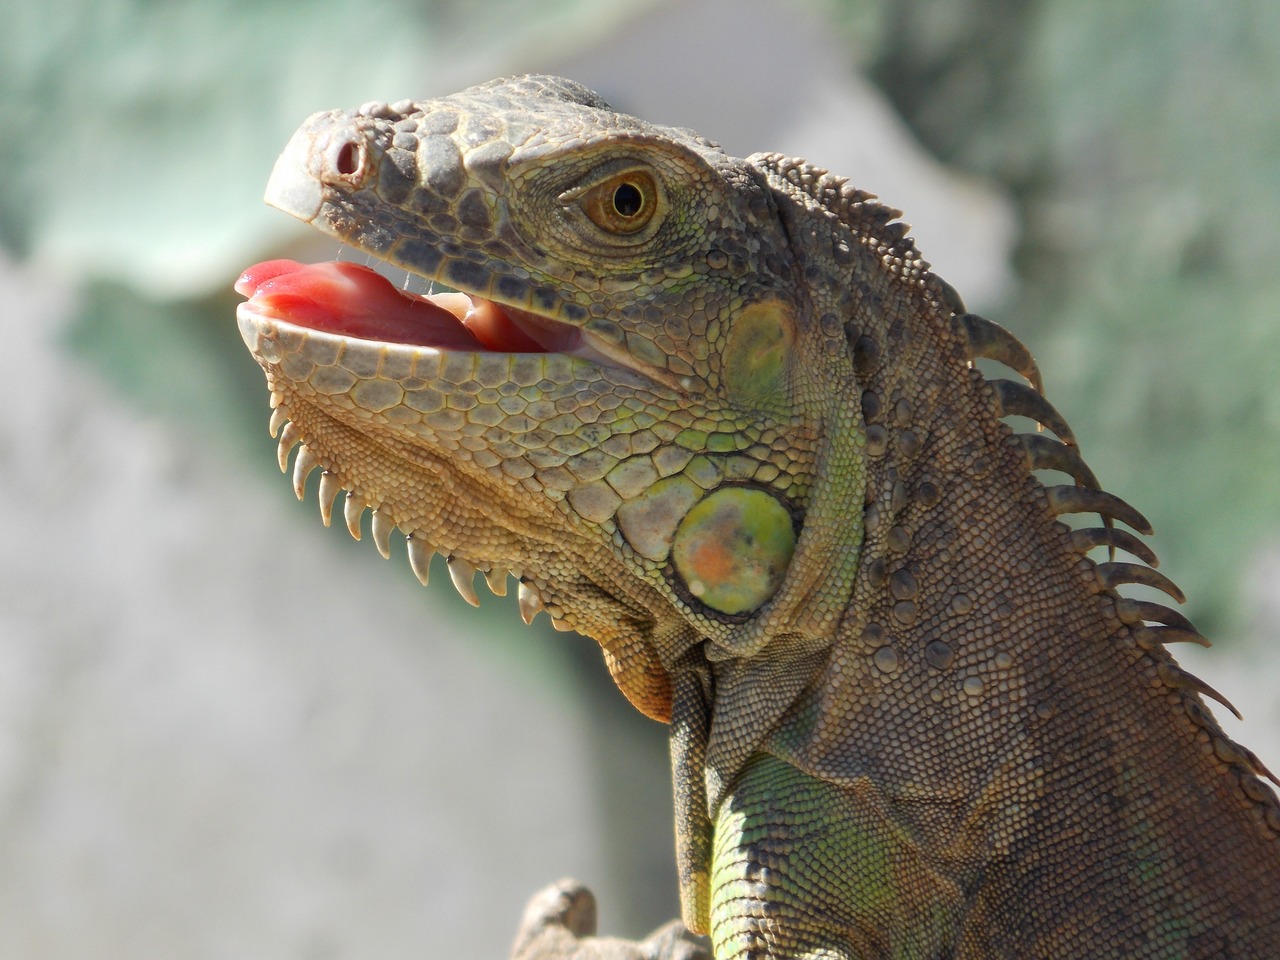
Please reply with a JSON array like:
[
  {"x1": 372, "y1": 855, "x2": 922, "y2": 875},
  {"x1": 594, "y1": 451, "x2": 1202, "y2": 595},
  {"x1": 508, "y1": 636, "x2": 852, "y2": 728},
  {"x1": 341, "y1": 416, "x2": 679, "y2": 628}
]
[
  {"x1": 234, "y1": 258, "x2": 587, "y2": 354},
  {"x1": 235, "y1": 256, "x2": 688, "y2": 393},
  {"x1": 234, "y1": 256, "x2": 604, "y2": 358}
]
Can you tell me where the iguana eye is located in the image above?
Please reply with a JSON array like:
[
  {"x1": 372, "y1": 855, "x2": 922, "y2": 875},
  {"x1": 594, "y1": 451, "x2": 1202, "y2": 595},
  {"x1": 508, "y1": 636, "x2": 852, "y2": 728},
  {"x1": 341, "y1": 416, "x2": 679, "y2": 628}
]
[{"x1": 580, "y1": 171, "x2": 658, "y2": 234}]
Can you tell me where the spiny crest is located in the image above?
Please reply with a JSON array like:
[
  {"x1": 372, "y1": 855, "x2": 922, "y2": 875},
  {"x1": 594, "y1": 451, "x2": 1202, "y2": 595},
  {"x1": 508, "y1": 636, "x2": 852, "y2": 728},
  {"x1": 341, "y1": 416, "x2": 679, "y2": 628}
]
[
  {"x1": 267, "y1": 390, "x2": 564, "y2": 630},
  {"x1": 752, "y1": 152, "x2": 931, "y2": 286},
  {"x1": 954, "y1": 307, "x2": 1280, "y2": 830},
  {"x1": 761, "y1": 151, "x2": 1279, "y2": 825}
]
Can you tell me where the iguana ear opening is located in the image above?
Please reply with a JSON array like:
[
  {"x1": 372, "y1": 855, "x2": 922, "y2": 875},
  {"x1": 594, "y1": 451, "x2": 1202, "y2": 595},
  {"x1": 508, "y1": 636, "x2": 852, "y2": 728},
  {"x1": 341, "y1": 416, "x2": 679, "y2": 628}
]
[{"x1": 671, "y1": 486, "x2": 798, "y2": 615}]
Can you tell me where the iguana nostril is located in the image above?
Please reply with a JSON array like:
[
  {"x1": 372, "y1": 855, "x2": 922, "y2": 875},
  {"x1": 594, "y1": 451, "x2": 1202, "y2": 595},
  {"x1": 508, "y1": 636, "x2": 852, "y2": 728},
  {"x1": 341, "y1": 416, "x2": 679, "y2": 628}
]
[{"x1": 328, "y1": 137, "x2": 363, "y2": 180}]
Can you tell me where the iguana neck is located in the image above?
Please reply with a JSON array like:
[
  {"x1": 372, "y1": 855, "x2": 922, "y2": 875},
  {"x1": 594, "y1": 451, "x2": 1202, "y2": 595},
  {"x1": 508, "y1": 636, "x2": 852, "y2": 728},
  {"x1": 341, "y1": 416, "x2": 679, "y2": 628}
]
[
  {"x1": 694, "y1": 154, "x2": 955, "y2": 808},
  {"x1": 731, "y1": 154, "x2": 1274, "y2": 847}
]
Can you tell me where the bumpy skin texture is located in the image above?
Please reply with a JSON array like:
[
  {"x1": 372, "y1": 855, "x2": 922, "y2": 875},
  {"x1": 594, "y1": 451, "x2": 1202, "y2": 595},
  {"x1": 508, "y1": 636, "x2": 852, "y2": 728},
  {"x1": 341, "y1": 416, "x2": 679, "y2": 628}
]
[{"x1": 236, "y1": 76, "x2": 1280, "y2": 958}]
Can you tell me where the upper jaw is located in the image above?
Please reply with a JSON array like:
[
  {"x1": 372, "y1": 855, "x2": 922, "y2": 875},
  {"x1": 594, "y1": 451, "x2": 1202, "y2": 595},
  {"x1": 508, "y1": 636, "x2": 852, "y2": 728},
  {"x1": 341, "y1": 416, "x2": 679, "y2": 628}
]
[{"x1": 252, "y1": 108, "x2": 686, "y2": 393}]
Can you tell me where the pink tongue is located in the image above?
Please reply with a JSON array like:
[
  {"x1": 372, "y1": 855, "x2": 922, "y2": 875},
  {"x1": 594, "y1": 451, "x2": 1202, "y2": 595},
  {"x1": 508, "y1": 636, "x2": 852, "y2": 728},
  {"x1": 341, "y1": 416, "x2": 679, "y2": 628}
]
[{"x1": 235, "y1": 259, "x2": 486, "y2": 349}]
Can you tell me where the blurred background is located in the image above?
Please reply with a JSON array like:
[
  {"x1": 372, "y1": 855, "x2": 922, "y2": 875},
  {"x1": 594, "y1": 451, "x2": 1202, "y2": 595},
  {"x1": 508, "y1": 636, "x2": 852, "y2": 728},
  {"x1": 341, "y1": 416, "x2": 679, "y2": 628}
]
[{"x1": 2, "y1": 0, "x2": 1278, "y2": 956}]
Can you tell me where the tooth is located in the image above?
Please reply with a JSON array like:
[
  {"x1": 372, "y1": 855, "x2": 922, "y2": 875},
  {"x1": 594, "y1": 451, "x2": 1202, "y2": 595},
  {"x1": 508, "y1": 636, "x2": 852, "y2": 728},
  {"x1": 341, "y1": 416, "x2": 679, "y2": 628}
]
[
  {"x1": 406, "y1": 533, "x2": 434, "y2": 586},
  {"x1": 447, "y1": 557, "x2": 481, "y2": 606},
  {"x1": 371, "y1": 509, "x2": 394, "y2": 559},
  {"x1": 317, "y1": 471, "x2": 340, "y2": 526},
  {"x1": 518, "y1": 579, "x2": 544, "y2": 625},
  {"x1": 269, "y1": 390, "x2": 284, "y2": 409},
  {"x1": 483, "y1": 567, "x2": 509, "y2": 597},
  {"x1": 277, "y1": 422, "x2": 301, "y2": 472},
  {"x1": 292, "y1": 445, "x2": 319, "y2": 499},
  {"x1": 343, "y1": 492, "x2": 365, "y2": 541},
  {"x1": 269, "y1": 407, "x2": 288, "y2": 438}
]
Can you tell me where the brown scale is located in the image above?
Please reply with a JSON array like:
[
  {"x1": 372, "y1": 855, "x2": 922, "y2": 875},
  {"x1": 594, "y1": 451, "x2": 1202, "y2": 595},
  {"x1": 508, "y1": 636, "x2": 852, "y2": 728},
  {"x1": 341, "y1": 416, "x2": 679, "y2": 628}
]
[{"x1": 758, "y1": 149, "x2": 1280, "y2": 949}]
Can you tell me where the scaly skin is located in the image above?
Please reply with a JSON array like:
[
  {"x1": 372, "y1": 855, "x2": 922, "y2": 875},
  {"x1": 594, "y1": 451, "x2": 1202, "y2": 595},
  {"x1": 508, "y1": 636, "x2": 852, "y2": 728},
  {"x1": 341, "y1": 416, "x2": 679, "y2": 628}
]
[{"x1": 235, "y1": 76, "x2": 1280, "y2": 958}]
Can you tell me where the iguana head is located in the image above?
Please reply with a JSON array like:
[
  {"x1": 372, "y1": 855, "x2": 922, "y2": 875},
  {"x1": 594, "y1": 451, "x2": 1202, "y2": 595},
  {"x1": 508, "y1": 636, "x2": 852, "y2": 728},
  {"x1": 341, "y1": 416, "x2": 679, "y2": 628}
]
[{"x1": 237, "y1": 76, "x2": 884, "y2": 719}]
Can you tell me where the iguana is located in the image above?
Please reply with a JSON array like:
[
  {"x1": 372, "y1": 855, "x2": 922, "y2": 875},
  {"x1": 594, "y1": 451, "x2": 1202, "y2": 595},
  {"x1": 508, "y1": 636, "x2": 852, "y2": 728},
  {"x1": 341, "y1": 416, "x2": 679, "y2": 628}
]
[{"x1": 234, "y1": 76, "x2": 1280, "y2": 958}]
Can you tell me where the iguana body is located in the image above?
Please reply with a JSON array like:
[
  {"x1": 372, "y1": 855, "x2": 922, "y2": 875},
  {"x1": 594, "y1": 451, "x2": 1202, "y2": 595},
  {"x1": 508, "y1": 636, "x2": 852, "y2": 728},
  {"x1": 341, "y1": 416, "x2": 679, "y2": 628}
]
[{"x1": 235, "y1": 76, "x2": 1280, "y2": 958}]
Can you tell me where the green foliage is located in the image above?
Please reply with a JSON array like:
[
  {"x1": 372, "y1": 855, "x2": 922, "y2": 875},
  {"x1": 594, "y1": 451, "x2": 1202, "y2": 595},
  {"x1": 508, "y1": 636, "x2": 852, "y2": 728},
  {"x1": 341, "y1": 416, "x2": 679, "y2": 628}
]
[{"x1": 0, "y1": 0, "x2": 647, "y2": 295}]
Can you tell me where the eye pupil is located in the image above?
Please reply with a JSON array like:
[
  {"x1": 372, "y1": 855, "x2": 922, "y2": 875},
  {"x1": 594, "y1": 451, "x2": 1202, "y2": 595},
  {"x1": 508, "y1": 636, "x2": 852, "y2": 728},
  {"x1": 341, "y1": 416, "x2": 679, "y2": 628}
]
[{"x1": 613, "y1": 182, "x2": 644, "y2": 217}]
